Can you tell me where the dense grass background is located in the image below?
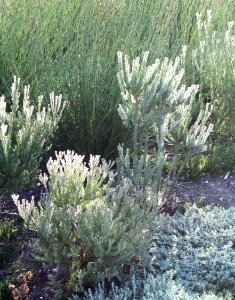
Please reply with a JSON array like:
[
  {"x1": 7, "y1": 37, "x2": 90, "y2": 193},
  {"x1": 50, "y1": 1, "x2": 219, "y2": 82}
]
[{"x1": 0, "y1": 0, "x2": 234, "y2": 167}]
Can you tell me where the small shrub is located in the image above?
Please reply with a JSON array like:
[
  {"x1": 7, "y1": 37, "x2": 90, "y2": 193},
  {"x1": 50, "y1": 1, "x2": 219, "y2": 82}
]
[
  {"x1": 70, "y1": 271, "x2": 230, "y2": 300},
  {"x1": 0, "y1": 77, "x2": 64, "y2": 195},
  {"x1": 151, "y1": 205, "x2": 235, "y2": 296},
  {"x1": 13, "y1": 151, "x2": 156, "y2": 299},
  {"x1": 116, "y1": 50, "x2": 213, "y2": 198}
]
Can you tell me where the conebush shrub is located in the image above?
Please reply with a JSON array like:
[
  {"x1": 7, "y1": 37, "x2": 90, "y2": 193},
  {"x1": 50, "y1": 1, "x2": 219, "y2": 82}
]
[
  {"x1": 0, "y1": 77, "x2": 64, "y2": 195},
  {"x1": 116, "y1": 50, "x2": 213, "y2": 197},
  {"x1": 13, "y1": 151, "x2": 157, "y2": 299},
  {"x1": 151, "y1": 205, "x2": 235, "y2": 296}
]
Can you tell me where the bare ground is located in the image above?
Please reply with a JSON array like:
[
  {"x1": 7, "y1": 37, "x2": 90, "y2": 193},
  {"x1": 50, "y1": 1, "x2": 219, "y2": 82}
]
[{"x1": 174, "y1": 173, "x2": 235, "y2": 207}]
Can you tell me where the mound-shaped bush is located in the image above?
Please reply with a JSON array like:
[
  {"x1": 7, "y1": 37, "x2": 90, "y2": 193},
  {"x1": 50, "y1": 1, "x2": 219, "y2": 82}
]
[
  {"x1": 151, "y1": 205, "x2": 235, "y2": 295},
  {"x1": 70, "y1": 271, "x2": 230, "y2": 300},
  {"x1": 13, "y1": 151, "x2": 156, "y2": 299}
]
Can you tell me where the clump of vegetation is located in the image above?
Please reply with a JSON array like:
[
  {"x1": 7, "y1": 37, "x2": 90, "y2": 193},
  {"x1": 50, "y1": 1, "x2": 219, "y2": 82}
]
[
  {"x1": 8, "y1": 271, "x2": 33, "y2": 300},
  {"x1": 70, "y1": 271, "x2": 231, "y2": 300},
  {"x1": 0, "y1": 219, "x2": 26, "y2": 300},
  {"x1": 1, "y1": 0, "x2": 234, "y2": 160},
  {"x1": 192, "y1": 11, "x2": 235, "y2": 138},
  {"x1": 0, "y1": 279, "x2": 16, "y2": 300},
  {"x1": 183, "y1": 142, "x2": 235, "y2": 179},
  {"x1": 0, "y1": 77, "x2": 64, "y2": 196},
  {"x1": 151, "y1": 205, "x2": 235, "y2": 296},
  {"x1": 0, "y1": 1, "x2": 235, "y2": 299},
  {"x1": 0, "y1": 219, "x2": 23, "y2": 268},
  {"x1": 13, "y1": 151, "x2": 156, "y2": 299},
  {"x1": 116, "y1": 50, "x2": 213, "y2": 197},
  {"x1": 0, "y1": 271, "x2": 33, "y2": 300},
  {"x1": 12, "y1": 48, "x2": 215, "y2": 299}
]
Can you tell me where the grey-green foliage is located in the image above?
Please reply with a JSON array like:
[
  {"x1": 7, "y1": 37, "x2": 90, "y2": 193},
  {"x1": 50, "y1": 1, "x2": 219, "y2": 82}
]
[
  {"x1": 70, "y1": 271, "x2": 230, "y2": 300},
  {"x1": 40, "y1": 151, "x2": 115, "y2": 207},
  {"x1": 13, "y1": 151, "x2": 156, "y2": 299},
  {"x1": 192, "y1": 10, "x2": 235, "y2": 136},
  {"x1": 151, "y1": 205, "x2": 235, "y2": 295},
  {"x1": 116, "y1": 51, "x2": 213, "y2": 196},
  {"x1": 0, "y1": 76, "x2": 64, "y2": 195}
]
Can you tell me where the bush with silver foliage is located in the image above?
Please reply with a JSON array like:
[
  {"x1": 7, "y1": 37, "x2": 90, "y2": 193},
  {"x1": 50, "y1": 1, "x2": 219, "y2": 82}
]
[
  {"x1": 13, "y1": 151, "x2": 156, "y2": 299},
  {"x1": 151, "y1": 205, "x2": 235, "y2": 296},
  {"x1": 116, "y1": 50, "x2": 213, "y2": 198},
  {"x1": 13, "y1": 49, "x2": 215, "y2": 298},
  {"x1": 70, "y1": 271, "x2": 230, "y2": 300},
  {"x1": 0, "y1": 76, "x2": 64, "y2": 195}
]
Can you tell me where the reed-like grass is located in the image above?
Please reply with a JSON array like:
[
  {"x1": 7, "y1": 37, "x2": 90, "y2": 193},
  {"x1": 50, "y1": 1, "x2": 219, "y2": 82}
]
[{"x1": 0, "y1": 0, "x2": 234, "y2": 158}]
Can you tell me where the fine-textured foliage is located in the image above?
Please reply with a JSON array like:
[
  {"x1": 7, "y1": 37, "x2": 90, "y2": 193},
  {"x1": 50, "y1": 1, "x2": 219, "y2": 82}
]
[
  {"x1": 0, "y1": 77, "x2": 64, "y2": 195},
  {"x1": 1, "y1": 0, "x2": 233, "y2": 158},
  {"x1": 13, "y1": 151, "x2": 156, "y2": 299},
  {"x1": 192, "y1": 10, "x2": 235, "y2": 137},
  {"x1": 182, "y1": 142, "x2": 235, "y2": 179},
  {"x1": 150, "y1": 205, "x2": 235, "y2": 296},
  {"x1": 116, "y1": 51, "x2": 213, "y2": 198},
  {"x1": 70, "y1": 271, "x2": 230, "y2": 300}
]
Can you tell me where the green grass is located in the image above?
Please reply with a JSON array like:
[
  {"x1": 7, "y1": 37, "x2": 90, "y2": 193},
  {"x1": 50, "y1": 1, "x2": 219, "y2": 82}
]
[{"x1": 0, "y1": 0, "x2": 234, "y2": 164}]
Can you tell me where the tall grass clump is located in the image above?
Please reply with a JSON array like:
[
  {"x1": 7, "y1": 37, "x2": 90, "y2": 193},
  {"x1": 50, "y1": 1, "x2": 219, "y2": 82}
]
[
  {"x1": 192, "y1": 10, "x2": 235, "y2": 139},
  {"x1": 1, "y1": 0, "x2": 233, "y2": 159}
]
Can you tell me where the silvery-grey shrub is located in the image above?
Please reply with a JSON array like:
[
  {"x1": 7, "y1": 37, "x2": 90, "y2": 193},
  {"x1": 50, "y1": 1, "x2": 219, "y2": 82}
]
[
  {"x1": 116, "y1": 50, "x2": 213, "y2": 199},
  {"x1": 13, "y1": 151, "x2": 156, "y2": 299},
  {"x1": 151, "y1": 205, "x2": 235, "y2": 296},
  {"x1": 70, "y1": 271, "x2": 230, "y2": 300},
  {"x1": 0, "y1": 76, "x2": 64, "y2": 195}
]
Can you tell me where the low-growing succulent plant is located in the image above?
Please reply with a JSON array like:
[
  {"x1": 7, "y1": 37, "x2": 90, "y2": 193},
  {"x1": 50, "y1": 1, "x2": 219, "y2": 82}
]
[{"x1": 8, "y1": 271, "x2": 33, "y2": 300}]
